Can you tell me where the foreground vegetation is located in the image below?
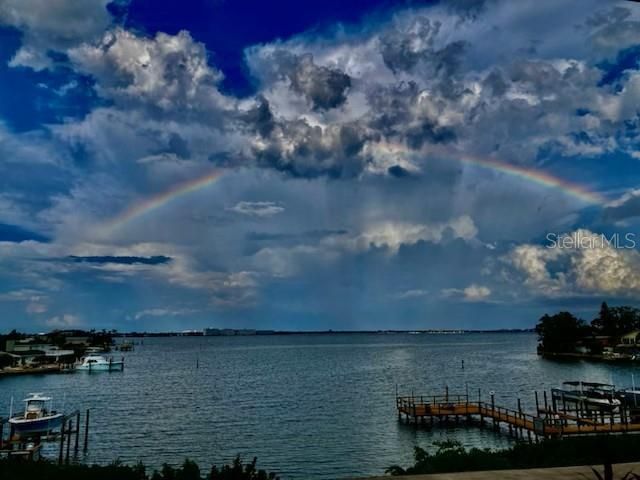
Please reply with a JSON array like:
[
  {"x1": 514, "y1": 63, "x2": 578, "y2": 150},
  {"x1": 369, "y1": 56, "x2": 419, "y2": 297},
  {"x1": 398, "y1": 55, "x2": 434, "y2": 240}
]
[
  {"x1": 387, "y1": 436, "x2": 640, "y2": 476},
  {"x1": 0, "y1": 456, "x2": 278, "y2": 480}
]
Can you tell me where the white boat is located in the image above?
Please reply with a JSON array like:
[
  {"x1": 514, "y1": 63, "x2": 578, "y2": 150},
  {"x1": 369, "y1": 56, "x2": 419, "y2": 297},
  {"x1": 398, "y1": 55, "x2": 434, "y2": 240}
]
[
  {"x1": 75, "y1": 355, "x2": 124, "y2": 372},
  {"x1": 553, "y1": 381, "x2": 621, "y2": 411},
  {"x1": 8, "y1": 393, "x2": 64, "y2": 437}
]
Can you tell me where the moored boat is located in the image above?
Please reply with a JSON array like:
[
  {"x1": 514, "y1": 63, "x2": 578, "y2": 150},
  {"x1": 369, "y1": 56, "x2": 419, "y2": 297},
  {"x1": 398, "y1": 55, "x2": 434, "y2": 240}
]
[
  {"x1": 8, "y1": 393, "x2": 64, "y2": 437},
  {"x1": 75, "y1": 355, "x2": 124, "y2": 372},
  {"x1": 552, "y1": 381, "x2": 621, "y2": 411}
]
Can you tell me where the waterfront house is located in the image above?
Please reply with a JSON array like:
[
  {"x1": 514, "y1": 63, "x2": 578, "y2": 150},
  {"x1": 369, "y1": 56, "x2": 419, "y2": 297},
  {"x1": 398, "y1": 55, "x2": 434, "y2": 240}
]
[{"x1": 621, "y1": 330, "x2": 640, "y2": 345}]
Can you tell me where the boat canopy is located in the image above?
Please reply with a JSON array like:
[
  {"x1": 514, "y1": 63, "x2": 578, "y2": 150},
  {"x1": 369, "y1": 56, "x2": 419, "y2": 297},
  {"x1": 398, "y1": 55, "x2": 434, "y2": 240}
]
[{"x1": 23, "y1": 393, "x2": 51, "y2": 403}]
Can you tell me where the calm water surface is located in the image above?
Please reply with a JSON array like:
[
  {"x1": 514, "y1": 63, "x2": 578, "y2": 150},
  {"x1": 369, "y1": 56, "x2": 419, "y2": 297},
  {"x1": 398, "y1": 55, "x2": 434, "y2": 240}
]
[{"x1": 1, "y1": 333, "x2": 638, "y2": 479}]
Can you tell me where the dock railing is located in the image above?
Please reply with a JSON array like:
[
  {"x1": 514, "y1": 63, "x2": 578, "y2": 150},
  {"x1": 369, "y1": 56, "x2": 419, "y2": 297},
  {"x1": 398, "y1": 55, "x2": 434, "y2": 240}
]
[{"x1": 396, "y1": 391, "x2": 640, "y2": 438}]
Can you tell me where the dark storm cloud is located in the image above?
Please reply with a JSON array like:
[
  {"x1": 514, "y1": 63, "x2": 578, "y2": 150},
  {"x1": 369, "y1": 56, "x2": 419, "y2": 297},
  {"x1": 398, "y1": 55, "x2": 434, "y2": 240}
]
[
  {"x1": 166, "y1": 133, "x2": 191, "y2": 159},
  {"x1": 379, "y1": 16, "x2": 467, "y2": 76},
  {"x1": 246, "y1": 229, "x2": 348, "y2": 242},
  {"x1": 265, "y1": 51, "x2": 351, "y2": 110},
  {"x1": 603, "y1": 190, "x2": 640, "y2": 222},
  {"x1": 482, "y1": 69, "x2": 509, "y2": 97},
  {"x1": 67, "y1": 255, "x2": 172, "y2": 265},
  {"x1": 288, "y1": 54, "x2": 351, "y2": 111},
  {"x1": 251, "y1": 118, "x2": 375, "y2": 178},
  {"x1": 365, "y1": 81, "x2": 457, "y2": 147},
  {"x1": 242, "y1": 96, "x2": 275, "y2": 137},
  {"x1": 0, "y1": 223, "x2": 50, "y2": 243},
  {"x1": 387, "y1": 165, "x2": 413, "y2": 178},
  {"x1": 587, "y1": 6, "x2": 640, "y2": 55}
]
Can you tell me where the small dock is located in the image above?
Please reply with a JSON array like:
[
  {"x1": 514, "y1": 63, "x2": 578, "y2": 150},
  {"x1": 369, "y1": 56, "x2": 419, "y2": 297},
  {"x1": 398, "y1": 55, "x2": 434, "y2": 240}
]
[
  {"x1": 0, "y1": 410, "x2": 91, "y2": 463},
  {"x1": 397, "y1": 388, "x2": 640, "y2": 441},
  {"x1": 0, "y1": 364, "x2": 73, "y2": 377}
]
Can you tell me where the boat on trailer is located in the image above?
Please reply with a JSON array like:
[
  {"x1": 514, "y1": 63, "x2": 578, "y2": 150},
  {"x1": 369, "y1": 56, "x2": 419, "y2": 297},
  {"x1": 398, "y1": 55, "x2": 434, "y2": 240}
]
[
  {"x1": 75, "y1": 355, "x2": 124, "y2": 372},
  {"x1": 8, "y1": 393, "x2": 64, "y2": 437}
]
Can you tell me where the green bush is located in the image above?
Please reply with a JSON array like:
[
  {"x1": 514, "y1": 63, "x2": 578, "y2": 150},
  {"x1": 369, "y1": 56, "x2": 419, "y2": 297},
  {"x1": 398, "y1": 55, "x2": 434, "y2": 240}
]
[
  {"x1": 0, "y1": 456, "x2": 278, "y2": 480},
  {"x1": 388, "y1": 436, "x2": 640, "y2": 476}
]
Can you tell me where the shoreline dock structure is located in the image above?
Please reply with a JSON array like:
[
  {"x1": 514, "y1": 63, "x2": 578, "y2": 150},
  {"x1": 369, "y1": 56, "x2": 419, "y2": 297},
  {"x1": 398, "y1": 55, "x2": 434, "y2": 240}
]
[
  {"x1": 396, "y1": 384, "x2": 640, "y2": 442},
  {"x1": 0, "y1": 409, "x2": 91, "y2": 463}
]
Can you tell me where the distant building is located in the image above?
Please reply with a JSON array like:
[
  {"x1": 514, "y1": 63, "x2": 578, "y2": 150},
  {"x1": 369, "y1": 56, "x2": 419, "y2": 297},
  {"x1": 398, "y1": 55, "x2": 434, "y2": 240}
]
[
  {"x1": 65, "y1": 336, "x2": 91, "y2": 345},
  {"x1": 236, "y1": 329, "x2": 256, "y2": 336},
  {"x1": 203, "y1": 328, "x2": 265, "y2": 336}
]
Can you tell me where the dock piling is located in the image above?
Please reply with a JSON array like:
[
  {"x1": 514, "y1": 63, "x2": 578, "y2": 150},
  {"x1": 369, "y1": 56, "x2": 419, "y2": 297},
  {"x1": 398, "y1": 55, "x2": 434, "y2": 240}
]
[
  {"x1": 58, "y1": 420, "x2": 65, "y2": 464},
  {"x1": 74, "y1": 411, "x2": 80, "y2": 455},
  {"x1": 83, "y1": 409, "x2": 90, "y2": 453},
  {"x1": 65, "y1": 420, "x2": 72, "y2": 463}
]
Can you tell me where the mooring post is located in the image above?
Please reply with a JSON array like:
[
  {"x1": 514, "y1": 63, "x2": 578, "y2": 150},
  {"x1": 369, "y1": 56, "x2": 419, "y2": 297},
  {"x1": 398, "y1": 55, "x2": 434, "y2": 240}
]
[
  {"x1": 58, "y1": 419, "x2": 66, "y2": 465},
  {"x1": 74, "y1": 411, "x2": 80, "y2": 455},
  {"x1": 491, "y1": 393, "x2": 496, "y2": 430},
  {"x1": 83, "y1": 409, "x2": 90, "y2": 453},
  {"x1": 534, "y1": 391, "x2": 540, "y2": 414},
  {"x1": 543, "y1": 390, "x2": 548, "y2": 411},
  {"x1": 65, "y1": 420, "x2": 72, "y2": 463},
  {"x1": 445, "y1": 385, "x2": 449, "y2": 402},
  {"x1": 517, "y1": 398, "x2": 523, "y2": 438}
]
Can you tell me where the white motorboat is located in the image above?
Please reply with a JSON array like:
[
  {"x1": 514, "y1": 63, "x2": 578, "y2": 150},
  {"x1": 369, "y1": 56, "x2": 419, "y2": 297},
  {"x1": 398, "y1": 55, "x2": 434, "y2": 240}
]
[
  {"x1": 8, "y1": 393, "x2": 64, "y2": 437},
  {"x1": 75, "y1": 355, "x2": 124, "y2": 372}
]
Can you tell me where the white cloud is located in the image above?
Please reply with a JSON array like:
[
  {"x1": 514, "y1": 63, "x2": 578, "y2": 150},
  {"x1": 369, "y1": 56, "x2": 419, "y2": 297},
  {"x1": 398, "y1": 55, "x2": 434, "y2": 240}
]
[
  {"x1": 228, "y1": 201, "x2": 285, "y2": 217},
  {"x1": 45, "y1": 313, "x2": 80, "y2": 328},
  {"x1": 0, "y1": 0, "x2": 114, "y2": 70},
  {"x1": 133, "y1": 307, "x2": 198, "y2": 320},
  {"x1": 68, "y1": 28, "x2": 231, "y2": 113},
  {"x1": 331, "y1": 216, "x2": 478, "y2": 254},
  {"x1": 442, "y1": 284, "x2": 491, "y2": 302},
  {"x1": 394, "y1": 289, "x2": 428, "y2": 300},
  {"x1": 507, "y1": 229, "x2": 640, "y2": 297},
  {"x1": 26, "y1": 302, "x2": 47, "y2": 314}
]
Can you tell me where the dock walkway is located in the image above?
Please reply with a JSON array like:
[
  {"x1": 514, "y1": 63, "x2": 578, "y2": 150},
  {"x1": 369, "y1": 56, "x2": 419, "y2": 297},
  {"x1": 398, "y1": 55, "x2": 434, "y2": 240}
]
[{"x1": 397, "y1": 392, "x2": 640, "y2": 439}]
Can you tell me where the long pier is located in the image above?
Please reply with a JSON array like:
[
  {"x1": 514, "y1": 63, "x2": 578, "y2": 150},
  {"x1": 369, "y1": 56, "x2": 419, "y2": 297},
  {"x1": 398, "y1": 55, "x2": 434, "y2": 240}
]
[{"x1": 397, "y1": 390, "x2": 640, "y2": 440}]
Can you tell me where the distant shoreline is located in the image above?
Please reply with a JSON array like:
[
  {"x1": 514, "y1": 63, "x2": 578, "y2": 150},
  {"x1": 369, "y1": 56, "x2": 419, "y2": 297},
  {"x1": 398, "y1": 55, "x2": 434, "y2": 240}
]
[{"x1": 114, "y1": 329, "x2": 535, "y2": 338}]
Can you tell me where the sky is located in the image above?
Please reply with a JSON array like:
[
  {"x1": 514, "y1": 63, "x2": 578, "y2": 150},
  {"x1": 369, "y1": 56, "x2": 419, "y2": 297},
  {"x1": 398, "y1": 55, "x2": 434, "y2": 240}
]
[{"x1": 1, "y1": 0, "x2": 640, "y2": 332}]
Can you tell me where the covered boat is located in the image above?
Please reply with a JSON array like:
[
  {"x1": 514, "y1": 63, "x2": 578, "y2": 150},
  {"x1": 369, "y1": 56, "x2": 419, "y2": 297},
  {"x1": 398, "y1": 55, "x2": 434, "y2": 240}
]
[
  {"x1": 75, "y1": 355, "x2": 124, "y2": 372},
  {"x1": 8, "y1": 393, "x2": 63, "y2": 437},
  {"x1": 552, "y1": 381, "x2": 621, "y2": 411}
]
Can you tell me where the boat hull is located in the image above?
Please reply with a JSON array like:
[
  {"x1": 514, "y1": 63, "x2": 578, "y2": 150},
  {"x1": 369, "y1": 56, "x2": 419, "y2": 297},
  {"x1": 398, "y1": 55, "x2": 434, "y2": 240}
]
[
  {"x1": 76, "y1": 362, "x2": 124, "y2": 372},
  {"x1": 9, "y1": 414, "x2": 63, "y2": 436}
]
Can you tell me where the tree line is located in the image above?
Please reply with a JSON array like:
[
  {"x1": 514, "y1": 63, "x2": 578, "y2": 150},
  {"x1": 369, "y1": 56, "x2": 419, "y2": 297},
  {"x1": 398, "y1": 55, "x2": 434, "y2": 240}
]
[
  {"x1": 536, "y1": 302, "x2": 640, "y2": 353},
  {"x1": 0, "y1": 456, "x2": 278, "y2": 480}
]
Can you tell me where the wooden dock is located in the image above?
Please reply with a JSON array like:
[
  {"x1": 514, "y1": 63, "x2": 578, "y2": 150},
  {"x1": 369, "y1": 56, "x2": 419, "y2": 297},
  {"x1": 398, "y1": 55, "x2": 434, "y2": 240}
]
[
  {"x1": 0, "y1": 409, "x2": 91, "y2": 463},
  {"x1": 397, "y1": 390, "x2": 640, "y2": 440}
]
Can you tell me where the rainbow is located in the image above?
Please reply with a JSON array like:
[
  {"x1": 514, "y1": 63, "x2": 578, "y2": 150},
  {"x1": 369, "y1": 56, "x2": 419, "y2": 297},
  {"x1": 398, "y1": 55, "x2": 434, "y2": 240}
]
[
  {"x1": 101, "y1": 144, "x2": 604, "y2": 234},
  {"x1": 372, "y1": 142, "x2": 605, "y2": 205},
  {"x1": 103, "y1": 170, "x2": 224, "y2": 233}
]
